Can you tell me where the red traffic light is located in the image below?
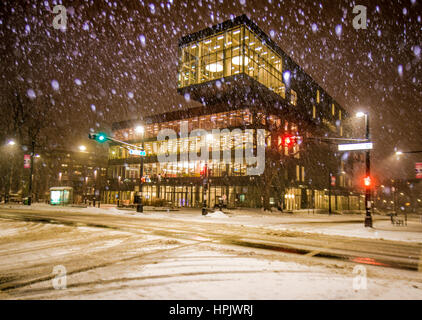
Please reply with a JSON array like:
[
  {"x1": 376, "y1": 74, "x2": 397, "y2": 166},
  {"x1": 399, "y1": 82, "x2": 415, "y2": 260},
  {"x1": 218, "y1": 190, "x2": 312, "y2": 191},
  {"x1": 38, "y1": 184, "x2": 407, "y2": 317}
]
[
  {"x1": 281, "y1": 134, "x2": 296, "y2": 148},
  {"x1": 363, "y1": 176, "x2": 372, "y2": 188},
  {"x1": 200, "y1": 164, "x2": 207, "y2": 177}
]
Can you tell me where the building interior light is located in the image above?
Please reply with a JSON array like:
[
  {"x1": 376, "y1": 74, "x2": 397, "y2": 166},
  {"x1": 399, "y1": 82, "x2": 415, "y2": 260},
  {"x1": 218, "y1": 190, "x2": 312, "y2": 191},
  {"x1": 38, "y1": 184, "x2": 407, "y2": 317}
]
[
  {"x1": 233, "y1": 29, "x2": 241, "y2": 34},
  {"x1": 217, "y1": 35, "x2": 224, "y2": 40},
  {"x1": 205, "y1": 62, "x2": 223, "y2": 72},
  {"x1": 232, "y1": 56, "x2": 250, "y2": 65},
  {"x1": 204, "y1": 39, "x2": 212, "y2": 44}
]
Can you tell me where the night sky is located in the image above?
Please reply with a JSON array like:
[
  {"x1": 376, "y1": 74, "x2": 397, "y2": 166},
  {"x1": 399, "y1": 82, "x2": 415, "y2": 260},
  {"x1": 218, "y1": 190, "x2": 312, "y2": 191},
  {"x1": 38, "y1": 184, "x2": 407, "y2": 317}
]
[{"x1": 1, "y1": 0, "x2": 421, "y2": 181}]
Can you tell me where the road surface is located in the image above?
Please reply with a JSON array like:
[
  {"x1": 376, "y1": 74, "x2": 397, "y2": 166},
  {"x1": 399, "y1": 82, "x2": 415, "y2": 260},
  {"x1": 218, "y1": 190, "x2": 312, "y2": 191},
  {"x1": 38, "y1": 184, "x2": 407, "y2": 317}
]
[{"x1": 0, "y1": 206, "x2": 421, "y2": 299}]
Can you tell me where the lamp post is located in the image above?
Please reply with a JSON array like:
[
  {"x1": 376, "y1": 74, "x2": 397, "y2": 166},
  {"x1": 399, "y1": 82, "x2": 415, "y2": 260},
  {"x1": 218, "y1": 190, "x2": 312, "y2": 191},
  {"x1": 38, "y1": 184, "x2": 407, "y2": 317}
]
[
  {"x1": 27, "y1": 139, "x2": 36, "y2": 206},
  {"x1": 5, "y1": 140, "x2": 16, "y2": 203},
  {"x1": 356, "y1": 112, "x2": 372, "y2": 227},
  {"x1": 135, "y1": 125, "x2": 145, "y2": 213}
]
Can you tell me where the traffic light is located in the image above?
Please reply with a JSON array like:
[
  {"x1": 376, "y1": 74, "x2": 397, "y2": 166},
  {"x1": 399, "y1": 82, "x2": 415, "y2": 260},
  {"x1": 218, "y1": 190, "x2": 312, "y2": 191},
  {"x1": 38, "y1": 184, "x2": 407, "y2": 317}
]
[
  {"x1": 363, "y1": 176, "x2": 372, "y2": 188},
  {"x1": 88, "y1": 132, "x2": 108, "y2": 143},
  {"x1": 280, "y1": 134, "x2": 296, "y2": 148},
  {"x1": 200, "y1": 164, "x2": 207, "y2": 177}
]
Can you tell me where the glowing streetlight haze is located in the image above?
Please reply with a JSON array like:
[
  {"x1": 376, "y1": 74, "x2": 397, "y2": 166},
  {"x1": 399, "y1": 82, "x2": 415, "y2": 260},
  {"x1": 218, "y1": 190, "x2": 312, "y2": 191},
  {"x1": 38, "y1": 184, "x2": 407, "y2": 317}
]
[{"x1": 135, "y1": 125, "x2": 145, "y2": 134}]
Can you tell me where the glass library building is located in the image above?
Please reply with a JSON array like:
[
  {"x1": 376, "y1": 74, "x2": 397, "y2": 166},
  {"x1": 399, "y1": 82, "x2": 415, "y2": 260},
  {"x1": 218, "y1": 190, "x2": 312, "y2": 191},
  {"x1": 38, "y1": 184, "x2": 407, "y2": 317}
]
[{"x1": 103, "y1": 15, "x2": 365, "y2": 211}]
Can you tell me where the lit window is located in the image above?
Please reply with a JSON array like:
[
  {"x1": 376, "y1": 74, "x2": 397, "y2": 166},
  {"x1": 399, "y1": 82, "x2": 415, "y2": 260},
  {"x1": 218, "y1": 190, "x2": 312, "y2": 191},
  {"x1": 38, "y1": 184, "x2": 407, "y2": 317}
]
[
  {"x1": 275, "y1": 83, "x2": 286, "y2": 98},
  {"x1": 312, "y1": 105, "x2": 316, "y2": 119},
  {"x1": 290, "y1": 90, "x2": 297, "y2": 106},
  {"x1": 339, "y1": 110, "x2": 342, "y2": 120},
  {"x1": 332, "y1": 103, "x2": 335, "y2": 116},
  {"x1": 316, "y1": 90, "x2": 320, "y2": 104}
]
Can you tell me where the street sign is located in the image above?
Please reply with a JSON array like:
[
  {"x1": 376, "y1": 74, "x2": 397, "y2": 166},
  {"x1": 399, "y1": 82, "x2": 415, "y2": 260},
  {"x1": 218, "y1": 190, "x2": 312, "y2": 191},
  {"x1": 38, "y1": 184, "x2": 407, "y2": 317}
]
[
  {"x1": 129, "y1": 149, "x2": 146, "y2": 156},
  {"x1": 416, "y1": 163, "x2": 422, "y2": 179},
  {"x1": 24, "y1": 154, "x2": 31, "y2": 168},
  {"x1": 338, "y1": 142, "x2": 373, "y2": 151}
]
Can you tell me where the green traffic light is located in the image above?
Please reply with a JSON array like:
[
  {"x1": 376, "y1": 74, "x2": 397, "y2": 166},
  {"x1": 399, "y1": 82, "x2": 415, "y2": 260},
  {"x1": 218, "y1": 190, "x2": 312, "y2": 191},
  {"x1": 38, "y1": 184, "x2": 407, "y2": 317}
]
[{"x1": 96, "y1": 132, "x2": 107, "y2": 143}]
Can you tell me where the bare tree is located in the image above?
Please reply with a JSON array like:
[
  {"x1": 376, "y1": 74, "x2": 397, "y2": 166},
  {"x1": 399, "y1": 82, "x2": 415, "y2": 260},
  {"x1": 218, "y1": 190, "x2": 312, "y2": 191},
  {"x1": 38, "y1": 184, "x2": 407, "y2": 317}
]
[{"x1": 0, "y1": 88, "x2": 56, "y2": 201}]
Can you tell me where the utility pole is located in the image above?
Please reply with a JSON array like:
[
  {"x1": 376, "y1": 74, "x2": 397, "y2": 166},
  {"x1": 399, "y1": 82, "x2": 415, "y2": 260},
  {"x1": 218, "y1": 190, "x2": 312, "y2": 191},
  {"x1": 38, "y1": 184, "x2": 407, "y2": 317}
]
[
  {"x1": 202, "y1": 163, "x2": 208, "y2": 215},
  {"x1": 328, "y1": 172, "x2": 332, "y2": 215},
  {"x1": 27, "y1": 139, "x2": 35, "y2": 206},
  {"x1": 364, "y1": 114, "x2": 372, "y2": 227},
  {"x1": 137, "y1": 149, "x2": 144, "y2": 213},
  {"x1": 7, "y1": 156, "x2": 14, "y2": 203}
]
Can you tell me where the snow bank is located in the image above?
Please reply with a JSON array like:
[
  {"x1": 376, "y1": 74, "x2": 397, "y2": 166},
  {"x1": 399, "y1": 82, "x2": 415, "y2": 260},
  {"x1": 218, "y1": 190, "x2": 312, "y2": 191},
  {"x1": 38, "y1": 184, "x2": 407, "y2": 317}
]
[{"x1": 205, "y1": 210, "x2": 229, "y2": 218}]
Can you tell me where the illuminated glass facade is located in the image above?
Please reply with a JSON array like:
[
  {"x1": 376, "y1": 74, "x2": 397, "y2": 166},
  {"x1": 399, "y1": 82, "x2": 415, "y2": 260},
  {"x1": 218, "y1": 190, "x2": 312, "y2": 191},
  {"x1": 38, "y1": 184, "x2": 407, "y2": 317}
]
[
  {"x1": 178, "y1": 24, "x2": 287, "y2": 98},
  {"x1": 103, "y1": 15, "x2": 359, "y2": 210}
]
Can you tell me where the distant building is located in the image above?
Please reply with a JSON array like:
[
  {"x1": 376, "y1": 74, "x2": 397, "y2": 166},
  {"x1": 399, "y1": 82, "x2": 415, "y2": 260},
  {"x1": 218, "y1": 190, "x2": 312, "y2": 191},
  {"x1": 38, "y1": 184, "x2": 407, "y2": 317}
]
[
  {"x1": 33, "y1": 149, "x2": 107, "y2": 203},
  {"x1": 104, "y1": 15, "x2": 363, "y2": 210}
]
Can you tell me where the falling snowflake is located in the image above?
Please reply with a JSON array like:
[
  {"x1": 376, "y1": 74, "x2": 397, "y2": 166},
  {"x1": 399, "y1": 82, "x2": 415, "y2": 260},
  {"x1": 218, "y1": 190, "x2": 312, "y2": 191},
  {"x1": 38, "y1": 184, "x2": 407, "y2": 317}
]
[
  {"x1": 74, "y1": 79, "x2": 82, "y2": 86},
  {"x1": 397, "y1": 65, "x2": 403, "y2": 77},
  {"x1": 149, "y1": 3, "x2": 156, "y2": 14},
  {"x1": 413, "y1": 45, "x2": 420, "y2": 58},
  {"x1": 139, "y1": 34, "x2": 146, "y2": 47},
  {"x1": 283, "y1": 70, "x2": 291, "y2": 82},
  {"x1": 51, "y1": 80, "x2": 59, "y2": 91},
  {"x1": 335, "y1": 25, "x2": 342, "y2": 37},
  {"x1": 27, "y1": 89, "x2": 36, "y2": 99}
]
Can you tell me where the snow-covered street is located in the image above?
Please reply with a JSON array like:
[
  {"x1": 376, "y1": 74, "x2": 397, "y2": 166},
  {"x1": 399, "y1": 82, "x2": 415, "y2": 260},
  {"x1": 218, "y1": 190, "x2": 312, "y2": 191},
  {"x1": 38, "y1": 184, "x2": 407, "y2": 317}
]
[{"x1": 0, "y1": 205, "x2": 421, "y2": 299}]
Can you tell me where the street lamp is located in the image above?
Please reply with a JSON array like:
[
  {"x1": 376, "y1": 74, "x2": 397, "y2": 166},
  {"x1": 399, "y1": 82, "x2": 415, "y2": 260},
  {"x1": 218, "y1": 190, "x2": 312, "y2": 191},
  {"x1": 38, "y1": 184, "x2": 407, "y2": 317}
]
[
  {"x1": 135, "y1": 125, "x2": 145, "y2": 134},
  {"x1": 135, "y1": 125, "x2": 145, "y2": 213},
  {"x1": 79, "y1": 145, "x2": 87, "y2": 152},
  {"x1": 356, "y1": 111, "x2": 372, "y2": 227}
]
